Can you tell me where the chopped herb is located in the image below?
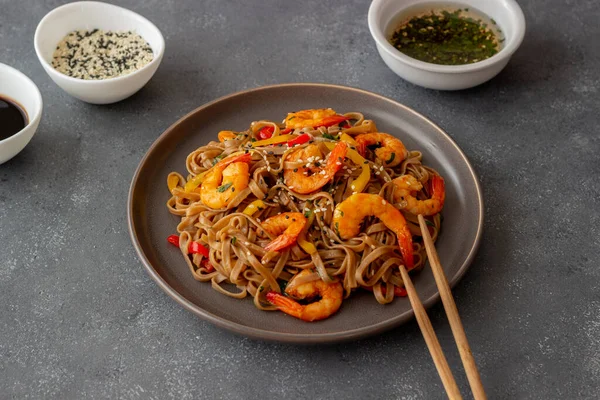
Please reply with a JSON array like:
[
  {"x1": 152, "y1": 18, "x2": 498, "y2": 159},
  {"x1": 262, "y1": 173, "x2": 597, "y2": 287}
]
[
  {"x1": 278, "y1": 280, "x2": 288, "y2": 291},
  {"x1": 304, "y1": 209, "x2": 313, "y2": 218},
  {"x1": 387, "y1": 152, "x2": 396, "y2": 164},
  {"x1": 231, "y1": 237, "x2": 237, "y2": 244},
  {"x1": 213, "y1": 154, "x2": 225, "y2": 165},
  {"x1": 322, "y1": 133, "x2": 338, "y2": 140},
  {"x1": 217, "y1": 182, "x2": 233, "y2": 192},
  {"x1": 425, "y1": 219, "x2": 435, "y2": 227},
  {"x1": 340, "y1": 210, "x2": 344, "y2": 217},
  {"x1": 259, "y1": 286, "x2": 264, "y2": 292}
]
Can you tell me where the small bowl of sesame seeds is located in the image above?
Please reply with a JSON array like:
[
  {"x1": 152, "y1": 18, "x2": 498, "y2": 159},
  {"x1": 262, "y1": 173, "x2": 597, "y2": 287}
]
[{"x1": 34, "y1": 1, "x2": 164, "y2": 104}]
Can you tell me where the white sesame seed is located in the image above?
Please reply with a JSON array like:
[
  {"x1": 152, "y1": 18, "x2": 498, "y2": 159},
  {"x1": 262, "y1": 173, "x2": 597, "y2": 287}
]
[
  {"x1": 244, "y1": 241, "x2": 250, "y2": 245},
  {"x1": 381, "y1": 200, "x2": 386, "y2": 205}
]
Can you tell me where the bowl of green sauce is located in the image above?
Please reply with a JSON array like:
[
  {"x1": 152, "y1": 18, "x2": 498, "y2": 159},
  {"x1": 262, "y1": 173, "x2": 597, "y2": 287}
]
[{"x1": 368, "y1": 0, "x2": 525, "y2": 90}]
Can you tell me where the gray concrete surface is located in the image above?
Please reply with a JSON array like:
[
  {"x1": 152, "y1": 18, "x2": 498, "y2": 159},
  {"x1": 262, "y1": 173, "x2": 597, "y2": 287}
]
[{"x1": 1, "y1": 0, "x2": 599, "y2": 398}]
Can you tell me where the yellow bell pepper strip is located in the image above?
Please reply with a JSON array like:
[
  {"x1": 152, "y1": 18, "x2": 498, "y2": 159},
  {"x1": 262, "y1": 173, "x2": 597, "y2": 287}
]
[
  {"x1": 298, "y1": 232, "x2": 317, "y2": 254},
  {"x1": 297, "y1": 204, "x2": 317, "y2": 254},
  {"x1": 242, "y1": 199, "x2": 266, "y2": 216},
  {"x1": 324, "y1": 142, "x2": 371, "y2": 193},
  {"x1": 339, "y1": 132, "x2": 358, "y2": 146},
  {"x1": 218, "y1": 130, "x2": 238, "y2": 142},
  {"x1": 184, "y1": 171, "x2": 208, "y2": 193},
  {"x1": 251, "y1": 134, "x2": 296, "y2": 148},
  {"x1": 167, "y1": 174, "x2": 180, "y2": 192}
]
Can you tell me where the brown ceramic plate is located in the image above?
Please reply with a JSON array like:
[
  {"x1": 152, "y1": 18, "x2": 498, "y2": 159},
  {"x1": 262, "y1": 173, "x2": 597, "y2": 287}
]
[{"x1": 128, "y1": 83, "x2": 483, "y2": 343}]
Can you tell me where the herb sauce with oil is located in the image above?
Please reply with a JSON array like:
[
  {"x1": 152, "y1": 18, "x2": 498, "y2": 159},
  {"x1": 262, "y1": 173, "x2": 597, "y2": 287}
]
[{"x1": 389, "y1": 7, "x2": 503, "y2": 65}]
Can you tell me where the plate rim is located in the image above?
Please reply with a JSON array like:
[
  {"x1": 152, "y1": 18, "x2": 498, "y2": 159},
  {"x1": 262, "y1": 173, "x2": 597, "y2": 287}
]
[{"x1": 127, "y1": 83, "x2": 484, "y2": 343}]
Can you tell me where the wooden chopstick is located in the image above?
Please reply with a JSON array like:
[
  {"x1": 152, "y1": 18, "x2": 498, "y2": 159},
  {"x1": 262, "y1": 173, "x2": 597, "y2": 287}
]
[
  {"x1": 399, "y1": 264, "x2": 463, "y2": 399},
  {"x1": 418, "y1": 214, "x2": 487, "y2": 400}
]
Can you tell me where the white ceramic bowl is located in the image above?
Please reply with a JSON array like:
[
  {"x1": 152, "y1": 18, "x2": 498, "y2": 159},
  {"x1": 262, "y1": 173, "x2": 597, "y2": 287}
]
[
  {"x1": 368, "y1": 0, "x2": 526, "y2": 90},
  {"x1": 0, "y1": 63, "x2": 43, "y2": 165},
  {"x1": 34, "y1": 1, "x2": 165, "y2": 104}
]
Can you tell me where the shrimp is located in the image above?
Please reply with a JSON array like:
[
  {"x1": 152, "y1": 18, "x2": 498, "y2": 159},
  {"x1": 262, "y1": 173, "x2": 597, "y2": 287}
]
[
  {"x1": 332, "y1": 193, "x2": 414, "y2": 270},
  {"x1": 355, "y1": 133, "x2": 408, "y2": 167},
  {"x1": 284, "y1": 108, "x2": 347, "y2": 129},
  {"x1": 266, "y1": 269, "x2": 343, "y2": 321},
  {"x1": 200, "y1": 153, "x2": 252, "y2": 209},
  {"x1": 283, "y1": 141, "x2": 348, "y2": 194},
  {"x1": 392, "y1": 174, "x2": 445, "y2": 216},
  {"x1": 261, "y1": 212, "x2": 307, "y2": 252}
]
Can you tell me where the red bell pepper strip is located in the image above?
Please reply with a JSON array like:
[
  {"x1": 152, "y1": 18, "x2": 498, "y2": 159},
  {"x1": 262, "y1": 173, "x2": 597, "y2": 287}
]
[
  {"x1": 167, "y1": 235, "x2": 210, "y2": 257},
  {"x1": 257, "y1": 127, "x2": 293, "y2": 140},
  {"x1": 201, "y1": 259, "x2": 215, "y2": 272},
  {"x1": 167, "y1": 235, "x2": 180, "y2": 247},
  {"x1": 318, "y1": 115, "x2": 348, "y2": 128},
  {"x1": 257, "y1": 126, "x2": 274, "y2": 140},
  {"x1": 286, "y1": 133, "x2": 311, "y2": 147}
]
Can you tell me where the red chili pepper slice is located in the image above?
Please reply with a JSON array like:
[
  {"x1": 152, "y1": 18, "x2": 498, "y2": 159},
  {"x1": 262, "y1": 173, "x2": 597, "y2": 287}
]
[
  {"x1": 286, "y1": 133, "x2": 311, "y2": 147},
  {"x1": 257, "y1": 126, "x2": 274, "y2": 140},
  {"x1": 167, "y1": 234, "x2": 210, "y2": 257},
  {"x1": 280, "y1": 128, "x2": 293, "y2": 135},
  {"x1": 394, "y1": 287, "x2": 408, "y2": 297},
  {"x1": 318, "y1": 115, "x2": 348, "y2": 128}
]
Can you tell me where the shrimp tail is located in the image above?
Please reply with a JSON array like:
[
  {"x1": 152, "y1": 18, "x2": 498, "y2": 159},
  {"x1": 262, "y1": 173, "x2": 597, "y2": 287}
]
[
  {"x1": 398, "y1": 232, "x2": 414, "y2": 271},
  {"x1": 217, "y1": 152, "x2": 252, "y2": 168},
  {"x1": 430, "y1": 175, "x2": 446, "y2": 206},
  {"x1": 264, "y1": 234, "x2": 294, "y2": 252},
  {"x1": 266, "y1": 292, "x2": 303, "y2": 319}
]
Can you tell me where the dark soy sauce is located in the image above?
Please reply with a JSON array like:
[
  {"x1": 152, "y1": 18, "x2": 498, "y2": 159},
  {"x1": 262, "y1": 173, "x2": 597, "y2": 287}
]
[{"x1": 0, "y1": 96, "x2": 28, "y2": 140}]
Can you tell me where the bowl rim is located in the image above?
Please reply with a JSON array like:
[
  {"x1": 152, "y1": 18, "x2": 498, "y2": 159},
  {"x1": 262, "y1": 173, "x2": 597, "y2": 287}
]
[
  {"x1": 368, "y1": 0, "x2": 526, "y2": 74},
  {"x1": 33, "y1": 0, "x2": 165, "y2": 85},
  {"x1": 0, "y1": 63, "x2": 43, "y2": 145}
]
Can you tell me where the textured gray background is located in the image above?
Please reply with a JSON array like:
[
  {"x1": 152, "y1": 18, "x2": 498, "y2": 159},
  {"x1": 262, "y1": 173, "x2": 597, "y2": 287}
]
[{"x1": 1, "y1": 0, "x2": 599, "y2": 398}]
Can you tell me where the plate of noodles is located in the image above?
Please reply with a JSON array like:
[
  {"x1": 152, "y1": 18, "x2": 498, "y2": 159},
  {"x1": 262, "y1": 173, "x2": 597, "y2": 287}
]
[{"x1": 128, "y1": 83, "x2": 483, "y2": 343}]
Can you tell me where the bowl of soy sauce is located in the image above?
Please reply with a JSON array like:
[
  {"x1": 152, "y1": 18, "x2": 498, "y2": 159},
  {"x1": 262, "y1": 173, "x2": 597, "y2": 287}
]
[{"x1": 0, "y1": 63, "x2": 43, "y2": 164}]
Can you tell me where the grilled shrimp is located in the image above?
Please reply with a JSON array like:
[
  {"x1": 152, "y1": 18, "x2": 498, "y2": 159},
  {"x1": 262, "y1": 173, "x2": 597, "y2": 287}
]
[
  {"x1": 261, "y1": 212, "x2": 307, "y2": 252},
  {"x1": 284, "y1": 108, "x2": 348, "y2": 130},
  {"x1": 283, "y1": 141, "x2": 348, "y2": 194},
  {"x1": 266, "y1": 269, "x2": 343, "y2": 321},
  {"x1": 200, "y1": 153, "x2": 252, "y2": 209},
  {"x1": 392, "y1": 175, "x2": 445, "y2": 216},
  {"x1": 355, "y1": 133, "x2": 408, "y2": 167},
  {"x1": 332, "y1": 193, "x2": 414, "y2": 270}
]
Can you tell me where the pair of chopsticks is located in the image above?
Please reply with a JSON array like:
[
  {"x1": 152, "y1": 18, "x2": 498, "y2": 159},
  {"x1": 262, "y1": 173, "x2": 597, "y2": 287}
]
[{"x1": 398, "y1": 215, "x2": 486, "y2": 400}]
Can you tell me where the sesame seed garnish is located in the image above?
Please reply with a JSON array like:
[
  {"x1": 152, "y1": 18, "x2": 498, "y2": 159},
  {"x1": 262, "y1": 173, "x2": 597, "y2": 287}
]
[{"x1": 52, "y1": 29, "x2": 153, "y2": 80}]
